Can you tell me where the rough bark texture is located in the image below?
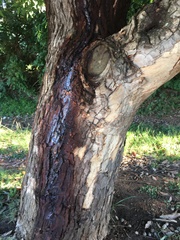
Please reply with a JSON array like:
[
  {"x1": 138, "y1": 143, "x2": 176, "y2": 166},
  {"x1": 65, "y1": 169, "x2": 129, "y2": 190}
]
[{"x1": 15, "y1": 0, "x2": 180, "y2": 239}]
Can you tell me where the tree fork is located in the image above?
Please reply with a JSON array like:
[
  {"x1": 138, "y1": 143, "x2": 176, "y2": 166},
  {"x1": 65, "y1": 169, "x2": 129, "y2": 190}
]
[{"x1": 15, "y1": 0, "x2": 180, "y2": 239}]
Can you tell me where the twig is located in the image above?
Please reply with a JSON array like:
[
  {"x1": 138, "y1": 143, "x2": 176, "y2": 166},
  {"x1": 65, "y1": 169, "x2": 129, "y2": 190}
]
[
  {"x1": 160, "y1": 211, "x2": 180, "y2": 220},
  {"x1": 153, "y1": 218, "x2": 177, "y2": 223}
]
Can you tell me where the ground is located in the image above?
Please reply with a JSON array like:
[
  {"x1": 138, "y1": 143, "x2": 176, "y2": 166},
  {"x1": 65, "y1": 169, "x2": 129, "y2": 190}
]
[
  {"x1": 106, "y1": 109, "x2": 180, "y2": 240},
  {"x1": 0, "y1": 110, "x2": 179, "y2": 240},
  {"x1": 106, "y1": 156, "x2": 180, "y2": 240}
]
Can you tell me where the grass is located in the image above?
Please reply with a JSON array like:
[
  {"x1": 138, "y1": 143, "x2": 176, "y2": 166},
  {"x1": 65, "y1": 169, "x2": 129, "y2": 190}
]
[
  {"x1": 124, "y1": 123, "x2": 180, "y2": 161},
  {"x1": 125, "y1": 79, "x2": 180, "y2": 161},
  {"x1": 0, "y1": 168, "x2": 25, "y2": 225},
  {"x1": 111, "y1": 196, "x2": 136, "y2": 222},
  {"x1": 167, "y1": 181, "x2": 180, "y2": 195},
  {"x1": 113, "y1": 196, "x2": 136, "y2": 210},
  {"x1": 0, "y1": 126, "x2": 31, "y2": 159},
  {"x1": 0, "y1": 168, "x2": 25, "y2": 190},
  {"x1": 0, "y1": 97, "x2": 33, "y2": 234},
  {"x1": 0, "y1": 125, "x2": 29, "y2": 228},
  {"x1": 140, "y1": 185, "x2": 161, "y2": 199},
  {"x1": 138, "y1": 91, "x2": 179, "y2": 117}
]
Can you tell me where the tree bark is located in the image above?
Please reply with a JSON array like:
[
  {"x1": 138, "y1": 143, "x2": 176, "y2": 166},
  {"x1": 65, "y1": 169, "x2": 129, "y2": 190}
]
[{"x1": 15, "y1": 0, "x2": 180, "y2": 239}]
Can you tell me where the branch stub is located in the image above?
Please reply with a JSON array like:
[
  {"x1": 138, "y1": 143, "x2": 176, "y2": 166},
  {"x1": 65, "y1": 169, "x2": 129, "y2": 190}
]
[{"x1": 87, "y1": 44, "x2": 110, "y2": 77}]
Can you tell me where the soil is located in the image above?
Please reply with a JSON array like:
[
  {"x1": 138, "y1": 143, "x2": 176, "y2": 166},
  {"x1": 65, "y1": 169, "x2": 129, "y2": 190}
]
[
  {"x1": 0, "y1": 114, "x2": 180, "y2": 239},
  {"x1": 106, "y1": 157, "x2": 180, "y2": 240}
]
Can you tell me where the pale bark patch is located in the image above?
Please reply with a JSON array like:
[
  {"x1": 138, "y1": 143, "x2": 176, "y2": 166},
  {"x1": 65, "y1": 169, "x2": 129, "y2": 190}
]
[
  {"x1": 16, "y1": 174, "x2": 37, "y2": 239},
  {"x1": 74, "y1": 146, "x2": 87, "y2": 160},
  {"x1": 141, "y1": 41, "x2": 180, "y2": 95},
  {"x1": 33, "y1": 145, "x2": 38, "y2": 155},
  {"x1": 106, "y1": 85, "x2": 125, "y2": 122},
  {"x1": 83, "y1": 133, "x2": 121, "y2": 209},
  {"x1": 82, "y1": 154, "x2": 101, "y2": 209}
]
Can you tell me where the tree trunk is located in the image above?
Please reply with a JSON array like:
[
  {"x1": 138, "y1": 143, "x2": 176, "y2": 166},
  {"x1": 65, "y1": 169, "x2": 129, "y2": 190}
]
[{"x1": 15, "y1": 0, "x2": 180, "y2": 239}]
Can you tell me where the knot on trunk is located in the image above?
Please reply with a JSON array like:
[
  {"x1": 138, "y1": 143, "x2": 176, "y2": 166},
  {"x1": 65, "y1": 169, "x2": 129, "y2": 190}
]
[{"x1": 85, "y1": 43, "x2": 110, "y2": 86}]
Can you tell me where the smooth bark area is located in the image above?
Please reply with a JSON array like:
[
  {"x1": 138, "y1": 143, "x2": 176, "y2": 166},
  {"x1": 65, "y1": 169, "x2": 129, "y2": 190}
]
[{"x1": 15, "y1": 0, "x2": 180, "y2": 239}]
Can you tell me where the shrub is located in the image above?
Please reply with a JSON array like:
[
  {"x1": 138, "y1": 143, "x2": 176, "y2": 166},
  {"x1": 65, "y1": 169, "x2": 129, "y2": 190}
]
[{"x1": 0, "y1": 0, "x2": 47, "y2": 99}]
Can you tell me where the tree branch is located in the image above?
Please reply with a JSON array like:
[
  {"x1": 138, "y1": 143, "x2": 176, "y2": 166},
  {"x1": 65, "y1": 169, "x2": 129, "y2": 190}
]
[{"x1": 113, "y1": 0, "x2": 180, "y2": 97}]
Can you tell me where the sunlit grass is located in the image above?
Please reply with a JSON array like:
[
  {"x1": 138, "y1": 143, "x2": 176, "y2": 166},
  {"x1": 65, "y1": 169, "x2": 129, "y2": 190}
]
[
  {"x1": 0, "y1": 127, "x2": 31, "y2": 159},
  {"x1": 125, "y1": 123, "x2": 180, "y2": 161},
  {"x1": 0, "y1": 127, "x2": 28, "y2": 225},
  {"x1": 0, "y1": 168, "x2": 25, "y2": 190}
]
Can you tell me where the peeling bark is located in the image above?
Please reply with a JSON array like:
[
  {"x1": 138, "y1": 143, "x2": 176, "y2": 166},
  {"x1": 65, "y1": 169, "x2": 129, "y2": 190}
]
[{"x1": 15, "y1": 0, "x2": 180, "y2": 239}]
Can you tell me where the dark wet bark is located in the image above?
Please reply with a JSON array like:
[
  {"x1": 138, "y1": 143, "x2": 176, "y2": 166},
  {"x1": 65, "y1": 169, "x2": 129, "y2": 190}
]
[{"x1": 15, "y1": 0, "x2": 180, "y2": 239}]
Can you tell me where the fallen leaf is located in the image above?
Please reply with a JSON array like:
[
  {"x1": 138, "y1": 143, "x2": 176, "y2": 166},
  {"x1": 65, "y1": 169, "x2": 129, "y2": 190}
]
[{"x1": 152, "y1": 176, "x2": 157, "y2": 181}]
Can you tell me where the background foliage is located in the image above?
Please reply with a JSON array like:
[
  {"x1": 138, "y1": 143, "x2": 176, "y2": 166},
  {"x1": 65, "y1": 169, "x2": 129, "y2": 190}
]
[
  {"x1": 0, "y1": 0, "x2": 47, "y2": 99},
  {"x1": 0, "y1": 0, "x2": 179, "y2": 105}
]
